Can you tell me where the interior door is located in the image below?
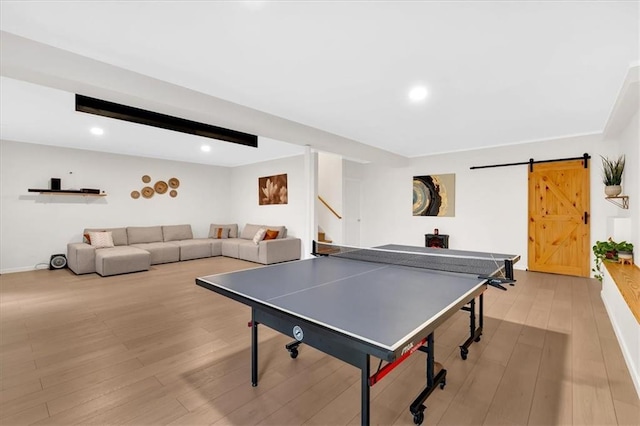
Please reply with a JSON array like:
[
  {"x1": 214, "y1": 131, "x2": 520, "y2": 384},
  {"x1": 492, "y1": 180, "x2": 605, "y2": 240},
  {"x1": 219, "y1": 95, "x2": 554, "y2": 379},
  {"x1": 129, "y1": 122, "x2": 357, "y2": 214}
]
[{"x1": 528, "y1": 159, "x2": 590, "y2": 277}]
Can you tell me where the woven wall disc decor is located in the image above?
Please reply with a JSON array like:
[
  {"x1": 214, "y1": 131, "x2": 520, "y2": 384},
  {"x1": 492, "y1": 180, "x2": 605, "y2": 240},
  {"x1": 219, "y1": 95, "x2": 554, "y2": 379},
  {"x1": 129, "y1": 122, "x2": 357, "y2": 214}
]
[
  {"x1": 131, "y1": 190, "x2": 140, "y2": 199},
  {"x1": 154, "y1": 181, "x2": 168, "y2": 194},
  {"x1": 142, "y1": 175, "x2": 151, "y2": 183},
  {"x1": 170, "y1": 190, "x2": 178, "y2": 198},
  {"x1": 141, "y1": 186, "x2": 154, "y2": 198},
  {"x1": 168, "y1": 177, "x2": 180, "y2": 189}
]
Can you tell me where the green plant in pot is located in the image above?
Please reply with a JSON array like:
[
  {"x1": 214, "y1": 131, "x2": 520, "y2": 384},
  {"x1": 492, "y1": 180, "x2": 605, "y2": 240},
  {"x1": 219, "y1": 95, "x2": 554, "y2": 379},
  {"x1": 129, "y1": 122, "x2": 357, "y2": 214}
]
[
  {"x1": 601, "y1": 155, "x2": 625, "y2": 197},
  {"x1": 592, "y1": 238, "x2": 634, "y2": 281}
]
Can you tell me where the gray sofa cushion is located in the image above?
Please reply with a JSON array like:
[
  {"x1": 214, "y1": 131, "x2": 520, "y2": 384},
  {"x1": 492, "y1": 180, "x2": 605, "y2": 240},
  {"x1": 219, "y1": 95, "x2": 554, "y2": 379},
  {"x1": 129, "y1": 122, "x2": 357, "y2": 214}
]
[
  {"x1": 67, "y1": 242, "x2": 97, "y2": 274},
  {"x1": 211, "y1": 239, "x2": 223, "y2": 256},
  {"x1": 240, "y1": 223, "x2": 264, "y2": 240},
  {"x1": 257, "y1": 238, "x2": 301, "y2": 264},
  {"x1": 171, "y1": 239, "x2": 212, "y2": 261},
  {"x1": 127, "y1": 226, "x2": 163, "y2": 244},
  {"x1": 130, "y1": 242, "x2": 180, "y2": 264},
  {"x1": 238, "y1": 242, "x2": 260, "y2": 263},
  {"x1": 84, "y1": 227, "x2": 128, "y2": 246},
  {"x1": 209, "y1": 224, "x2": 238, "y2": 239},
  {"x1": 163, "y1": 224, "x2": 193, "y2": 242},
  {"x1": 221, "y1": 239, "x2": 243, "y2": 258},
  {"x1": 95, "y1": 246, "x2": 150, "y2": 276}
]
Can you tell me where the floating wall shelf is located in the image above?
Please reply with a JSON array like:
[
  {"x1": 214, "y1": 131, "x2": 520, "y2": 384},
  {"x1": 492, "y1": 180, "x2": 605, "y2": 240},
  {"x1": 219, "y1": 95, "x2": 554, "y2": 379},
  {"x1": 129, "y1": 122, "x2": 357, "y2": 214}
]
[
  {"x1": 605, "y1": 195, "x2": 629, "y2": 209},
  {"x1": 28, "y1": 189, "x2": 106, "y2": 197}
]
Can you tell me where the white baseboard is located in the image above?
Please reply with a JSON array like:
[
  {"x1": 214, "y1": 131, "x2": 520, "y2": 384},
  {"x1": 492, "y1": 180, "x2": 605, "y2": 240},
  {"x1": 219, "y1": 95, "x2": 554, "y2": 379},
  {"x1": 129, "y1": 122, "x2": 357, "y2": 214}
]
[{"x1": 0, "y1": 265, "x2": 46, "y2": 274}]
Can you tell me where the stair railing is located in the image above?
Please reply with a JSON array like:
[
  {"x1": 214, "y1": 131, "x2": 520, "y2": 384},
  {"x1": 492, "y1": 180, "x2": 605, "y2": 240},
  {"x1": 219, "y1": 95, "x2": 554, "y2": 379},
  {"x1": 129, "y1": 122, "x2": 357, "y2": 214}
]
[{"x1": 318, "y1": 195, "x2": 342, "y2": 219}]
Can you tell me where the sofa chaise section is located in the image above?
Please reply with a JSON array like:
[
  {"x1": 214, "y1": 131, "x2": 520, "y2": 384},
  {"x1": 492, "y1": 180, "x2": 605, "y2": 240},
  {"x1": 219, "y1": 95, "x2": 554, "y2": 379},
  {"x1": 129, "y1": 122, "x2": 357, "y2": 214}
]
[
  {"x1": 95, "y1": 246, "x2": 151, "y2": 277},
  {"x1": 67, "y1": 227, "x2": 151, "y2": 276}
]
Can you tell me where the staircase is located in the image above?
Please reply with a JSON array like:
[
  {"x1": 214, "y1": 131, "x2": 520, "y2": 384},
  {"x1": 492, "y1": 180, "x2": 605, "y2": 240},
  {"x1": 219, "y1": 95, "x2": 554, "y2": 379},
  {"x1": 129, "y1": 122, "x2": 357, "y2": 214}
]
[{"x1": 318, "y1": 230, "x2": 332, "y2": 243}]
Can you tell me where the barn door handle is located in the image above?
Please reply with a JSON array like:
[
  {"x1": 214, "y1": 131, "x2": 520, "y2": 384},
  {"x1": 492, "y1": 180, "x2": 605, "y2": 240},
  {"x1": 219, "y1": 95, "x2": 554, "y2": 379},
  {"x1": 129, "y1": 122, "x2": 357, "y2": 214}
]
[{"x1": 583, "y1": 212, "x2": 589, "y2": 225}]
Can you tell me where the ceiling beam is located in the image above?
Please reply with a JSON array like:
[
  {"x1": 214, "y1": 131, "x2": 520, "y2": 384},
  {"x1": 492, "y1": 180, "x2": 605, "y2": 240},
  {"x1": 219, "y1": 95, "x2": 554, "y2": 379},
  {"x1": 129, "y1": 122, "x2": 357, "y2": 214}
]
[{"x1": 0, "y1": 31, "x2": 408, "y2": 166}]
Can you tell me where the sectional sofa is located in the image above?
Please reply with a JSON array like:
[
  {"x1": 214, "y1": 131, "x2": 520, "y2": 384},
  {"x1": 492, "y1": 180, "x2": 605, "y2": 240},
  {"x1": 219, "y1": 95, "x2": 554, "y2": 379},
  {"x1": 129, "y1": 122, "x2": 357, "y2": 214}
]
[{"x1": 67, "y1": 223, "x2": 301, "y2": 276}]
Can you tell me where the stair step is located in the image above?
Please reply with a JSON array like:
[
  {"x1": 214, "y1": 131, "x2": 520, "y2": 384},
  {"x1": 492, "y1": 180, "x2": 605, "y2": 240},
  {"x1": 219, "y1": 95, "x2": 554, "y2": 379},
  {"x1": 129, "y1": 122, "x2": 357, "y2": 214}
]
[{"x1": 318, "y1": 232, "x2": 332, "y2": 243}]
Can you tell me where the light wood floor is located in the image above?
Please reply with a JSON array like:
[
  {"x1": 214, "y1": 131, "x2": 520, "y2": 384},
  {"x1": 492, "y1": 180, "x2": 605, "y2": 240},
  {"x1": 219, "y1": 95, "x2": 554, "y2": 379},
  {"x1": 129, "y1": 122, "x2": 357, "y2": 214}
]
[{"x1": 1, "y1": 258, "x2": 639, "y2": 425}]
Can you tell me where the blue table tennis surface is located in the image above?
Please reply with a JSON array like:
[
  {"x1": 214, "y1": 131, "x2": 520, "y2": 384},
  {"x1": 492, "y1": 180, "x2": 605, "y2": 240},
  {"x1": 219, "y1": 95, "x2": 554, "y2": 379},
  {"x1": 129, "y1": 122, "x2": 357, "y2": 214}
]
[{"x1": 197, "y1": 245, "x2": 515, "y2": 351}]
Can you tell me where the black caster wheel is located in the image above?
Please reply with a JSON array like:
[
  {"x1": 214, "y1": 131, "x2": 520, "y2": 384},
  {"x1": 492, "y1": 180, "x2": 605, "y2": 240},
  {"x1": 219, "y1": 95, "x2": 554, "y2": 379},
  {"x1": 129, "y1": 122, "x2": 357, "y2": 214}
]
[
  {"x1": 289, "y1": 348, "x2": 299, "y2": 359},
  {"x1": 412, "y1": 410, "x2": 425, "y2": 425},
  {"x1": 474, "y1": 336, "x2": 482, "y2": 342},
  {"x1": 439, "y1": 379, "x2": 446, "y2": 389},
  {"x1": 460, "y1": 347, "x2": 468, "y2": 360}
]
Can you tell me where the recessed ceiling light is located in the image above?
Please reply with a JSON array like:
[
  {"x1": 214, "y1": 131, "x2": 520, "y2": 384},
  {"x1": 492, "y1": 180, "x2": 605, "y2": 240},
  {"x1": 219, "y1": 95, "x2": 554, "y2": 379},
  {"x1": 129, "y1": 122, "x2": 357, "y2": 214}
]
[
  {"x1": 201, "y1": 145, "x2": 211, "y2": 152},
  {"x1": 408, "y1": 86, "x2": 428, "y2": 102},
  {"x1": 90, "y1": 127, "x2": 104, "y2": 135}
]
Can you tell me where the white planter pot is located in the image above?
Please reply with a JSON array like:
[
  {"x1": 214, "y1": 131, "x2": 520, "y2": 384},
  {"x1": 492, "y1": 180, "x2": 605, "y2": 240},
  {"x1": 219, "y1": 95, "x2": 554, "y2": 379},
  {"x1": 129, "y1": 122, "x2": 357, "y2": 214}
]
[{"x1": 605, "y1": 185, "x2": 622, "y2": 197}]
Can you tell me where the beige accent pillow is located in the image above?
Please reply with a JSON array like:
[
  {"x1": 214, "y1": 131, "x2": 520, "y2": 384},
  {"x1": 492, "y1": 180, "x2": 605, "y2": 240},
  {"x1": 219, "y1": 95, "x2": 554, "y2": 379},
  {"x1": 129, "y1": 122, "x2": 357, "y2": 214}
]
[
  {"x1": 252, "y1": 228, "x2": 267, "y2": 244},
  {"x1": 88, "y1": 231, "x2": 114, "y2": 248},
  {"x1": 209, "y1": 224, "x2": 238, "y2": 238},
  {"x1": 162, "y1": 224, "x2": 193, "y2": 242},
  {"x1": 242, "y1": 223, "x2": 264, "y2": 240},
  {"x1": 211, "y1": 227, "x2": 230, "y2": 239}
]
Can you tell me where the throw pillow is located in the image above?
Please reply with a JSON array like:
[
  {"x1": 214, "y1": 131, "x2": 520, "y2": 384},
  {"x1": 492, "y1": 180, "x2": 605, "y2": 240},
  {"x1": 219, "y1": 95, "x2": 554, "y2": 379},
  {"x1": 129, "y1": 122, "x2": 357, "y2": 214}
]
[
  {"x1": 88, "y1": 231, "x2": 114, "y2": 248},
  {"x1": 264, "y1": 229, "x2": 279, "y2": 240},
  {"x1": 211, "y1": 227, "x2": 230, "y2": 239},
  {"x1": 252, "y1": 228, "x2": 267, "y2": 244},
  {"x1": 83, "y1": 233, "x2": 92, "y2": 244}
]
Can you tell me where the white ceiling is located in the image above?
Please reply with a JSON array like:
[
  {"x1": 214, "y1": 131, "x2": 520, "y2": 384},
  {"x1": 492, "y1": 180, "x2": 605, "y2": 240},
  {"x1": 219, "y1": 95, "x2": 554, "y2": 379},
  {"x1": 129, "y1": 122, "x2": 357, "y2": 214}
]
[{"x1": 1, "y1": 1, "x2": 638, "y2": 166}]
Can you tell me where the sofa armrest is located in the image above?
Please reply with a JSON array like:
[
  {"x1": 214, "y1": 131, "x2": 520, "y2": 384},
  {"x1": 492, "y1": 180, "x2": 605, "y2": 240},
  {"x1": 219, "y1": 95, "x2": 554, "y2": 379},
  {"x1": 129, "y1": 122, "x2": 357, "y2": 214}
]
[
  {"x1": 258, "y1": 238, "x2": 301, "y2": 264},
  {"x1": 67, "y1": 243, "x2": 96, "y2": 274}
]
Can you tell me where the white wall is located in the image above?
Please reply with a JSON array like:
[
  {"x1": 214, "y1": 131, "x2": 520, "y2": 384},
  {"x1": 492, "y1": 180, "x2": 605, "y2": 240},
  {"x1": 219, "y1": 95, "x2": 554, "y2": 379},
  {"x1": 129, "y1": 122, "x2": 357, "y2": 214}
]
[
  {"x1": 317, "y1": 151, "x2": 343, "y2": 243},
  {"x1": 618, "y1": 111, "x2": 639, "y2": 245},
  {"x1": 0, "y1": 140, "x2": 310, "y2": 272},
  {"x1": 352, "y1": 134, "x2": 620, "y2": 272},
  {"x1": 0, "y1": 140, "x2": 231, "y2": 273},
  {"x1": 229, "y1": 154, "x2": 308, "y2": 254}
]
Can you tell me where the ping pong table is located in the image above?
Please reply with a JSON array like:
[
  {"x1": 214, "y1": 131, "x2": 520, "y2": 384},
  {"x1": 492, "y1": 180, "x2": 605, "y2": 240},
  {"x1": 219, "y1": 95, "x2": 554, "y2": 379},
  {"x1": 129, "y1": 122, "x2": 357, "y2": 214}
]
[{"x1": 196, "y1": 242, "x2": 519, "y2": 425}]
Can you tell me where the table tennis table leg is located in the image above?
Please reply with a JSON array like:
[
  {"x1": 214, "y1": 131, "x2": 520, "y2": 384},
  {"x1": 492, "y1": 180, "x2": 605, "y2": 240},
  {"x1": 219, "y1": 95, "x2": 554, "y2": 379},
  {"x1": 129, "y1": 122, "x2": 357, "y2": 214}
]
[
  {"x1": 251, "y1": 309, "x2": 258, "y2": 387},
  {"x1": 410, "y1": 333, "x2": 446, "y2": 425},
  {"x1": 479, "y1": 293, "x2": 484, "y2": 332},
  {"x1": 359, "y1": 353, "x2": 370, "y2": 426},
  {"x1": 459, "y1": 294, "x2": 483, "y2": 360}
]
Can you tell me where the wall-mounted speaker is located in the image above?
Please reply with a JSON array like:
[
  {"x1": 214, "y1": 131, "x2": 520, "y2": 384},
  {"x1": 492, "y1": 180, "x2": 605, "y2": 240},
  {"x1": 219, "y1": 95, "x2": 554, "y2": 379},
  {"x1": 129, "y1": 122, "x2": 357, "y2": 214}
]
[
  {"x1": 49, "y1": 254, "x2": 67, "y2": 270},
  {"x1": 50, "y1": 178, "x2": 61, "y2": 191}
]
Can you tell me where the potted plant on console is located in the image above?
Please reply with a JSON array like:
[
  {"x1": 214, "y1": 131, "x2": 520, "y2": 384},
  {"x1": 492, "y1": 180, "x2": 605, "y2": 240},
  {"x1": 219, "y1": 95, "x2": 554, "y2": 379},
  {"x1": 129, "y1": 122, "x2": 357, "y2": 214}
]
[
  {"x1": 601, "y1": 155, "x2": 625, "y2": 197},
  {"x1": 592, "y1": 238, "x2": 634, "y2": 281}
]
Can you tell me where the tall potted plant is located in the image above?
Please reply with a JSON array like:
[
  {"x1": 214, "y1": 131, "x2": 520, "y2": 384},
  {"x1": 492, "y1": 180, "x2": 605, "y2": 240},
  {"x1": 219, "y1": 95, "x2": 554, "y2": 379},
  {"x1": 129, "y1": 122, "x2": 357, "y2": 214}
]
[{"x1": 601, "y1": 155, "x2": 625, "y2": 197}]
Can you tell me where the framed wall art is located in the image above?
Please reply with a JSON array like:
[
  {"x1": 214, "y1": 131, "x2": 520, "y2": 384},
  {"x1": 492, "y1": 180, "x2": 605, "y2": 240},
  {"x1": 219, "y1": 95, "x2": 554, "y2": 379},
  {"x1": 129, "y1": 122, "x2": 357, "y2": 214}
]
[
  {"x1": 413, "y1": 174, "x2": 455, "y2": 217},
  {"x1": 259, "y1": 173, "x2": 288, "y2": 205}
]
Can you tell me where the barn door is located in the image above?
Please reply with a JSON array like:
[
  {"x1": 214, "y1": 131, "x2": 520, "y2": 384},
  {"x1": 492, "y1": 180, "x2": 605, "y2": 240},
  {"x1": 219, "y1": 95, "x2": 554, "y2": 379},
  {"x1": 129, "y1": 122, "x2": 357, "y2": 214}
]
[{"x1": 528, "y1": 159, "x2": 590, "y2": 277}]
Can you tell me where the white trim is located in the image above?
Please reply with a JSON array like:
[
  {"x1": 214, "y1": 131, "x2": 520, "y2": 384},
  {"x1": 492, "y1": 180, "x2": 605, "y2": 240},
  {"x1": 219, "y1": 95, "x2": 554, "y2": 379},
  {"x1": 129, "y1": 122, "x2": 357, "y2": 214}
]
[{"x1": 601, "y1": 269, "x2": 640, "y2": 398}]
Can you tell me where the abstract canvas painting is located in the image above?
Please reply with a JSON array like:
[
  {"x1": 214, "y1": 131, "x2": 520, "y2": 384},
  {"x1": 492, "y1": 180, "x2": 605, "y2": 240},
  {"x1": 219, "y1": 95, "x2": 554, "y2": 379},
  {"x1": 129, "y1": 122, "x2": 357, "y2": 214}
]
[
  {"x1": 413, "y1": 174, "x2": 455, "y2": 217},
  {"x1": 259, "y1": 173, "x2": 288, "y2": 205}
]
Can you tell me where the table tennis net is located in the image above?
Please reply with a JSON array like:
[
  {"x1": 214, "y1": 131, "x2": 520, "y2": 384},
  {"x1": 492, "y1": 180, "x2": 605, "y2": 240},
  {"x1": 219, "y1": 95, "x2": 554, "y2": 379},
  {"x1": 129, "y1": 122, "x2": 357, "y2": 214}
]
[{"x1": 314, "y1": 242, "x2": 509, "y2": 278}]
